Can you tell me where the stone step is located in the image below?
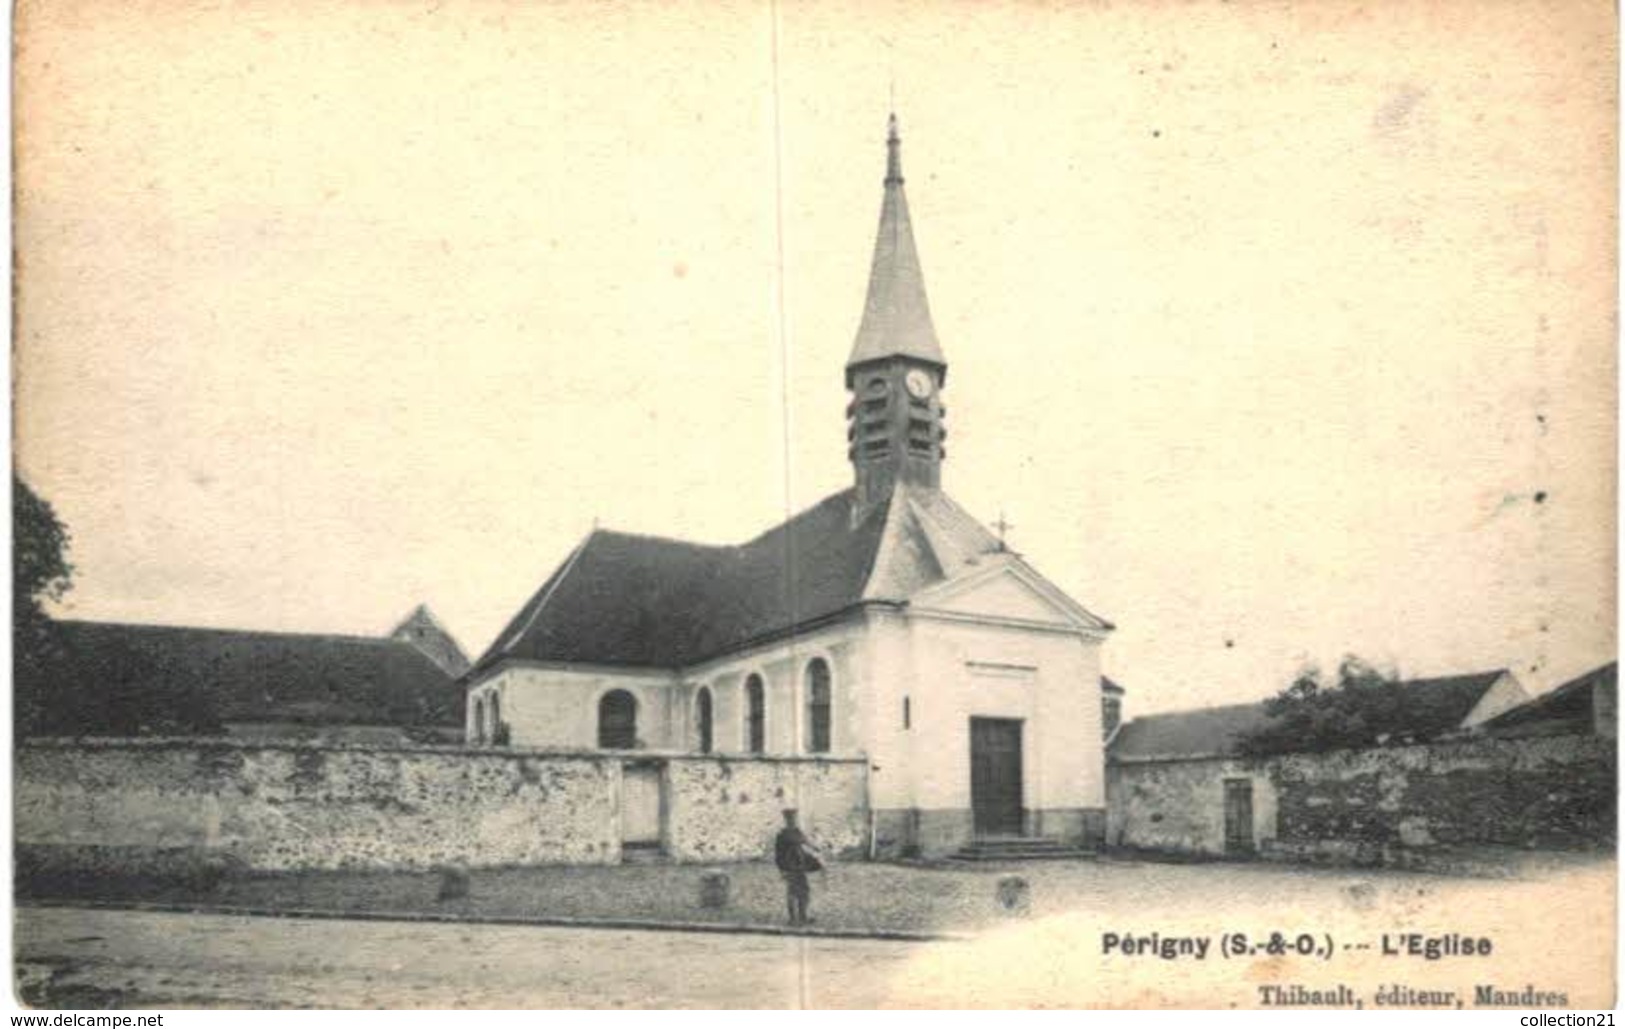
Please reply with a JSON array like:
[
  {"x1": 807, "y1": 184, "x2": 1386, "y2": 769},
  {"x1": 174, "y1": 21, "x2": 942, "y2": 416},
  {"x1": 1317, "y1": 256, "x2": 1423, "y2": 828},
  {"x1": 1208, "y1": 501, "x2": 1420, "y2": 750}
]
[
  {"x1": 959, "y1": 837, "x2": 1072, "y2": 852},
  {"x1": 950, "y1": 838, "x2": 1098, "y2": 863},
  {"x1": 944, "y1": 849, "x2": 1098, "y2": 864}
]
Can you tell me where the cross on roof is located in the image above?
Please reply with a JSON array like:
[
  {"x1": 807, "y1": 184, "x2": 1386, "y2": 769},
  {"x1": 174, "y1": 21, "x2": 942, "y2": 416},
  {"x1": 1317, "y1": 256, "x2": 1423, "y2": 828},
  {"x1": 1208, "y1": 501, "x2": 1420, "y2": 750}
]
[{"x1": 992, "y1": 510, "x2": 1014, "y2": 551}]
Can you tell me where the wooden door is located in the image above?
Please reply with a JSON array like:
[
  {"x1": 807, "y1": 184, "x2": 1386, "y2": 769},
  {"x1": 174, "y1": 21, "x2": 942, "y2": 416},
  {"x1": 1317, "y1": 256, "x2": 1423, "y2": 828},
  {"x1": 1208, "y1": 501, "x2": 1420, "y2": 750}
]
[
  {"x1": 1223, "y1": 778, "x2": 1254, "y2": 856},
  {"x1": 970, "y1": 718, "x2": 1024, "y2": 837},
  {"x1": 622, "y1": 763, "x2": 662, "y2": 849}
]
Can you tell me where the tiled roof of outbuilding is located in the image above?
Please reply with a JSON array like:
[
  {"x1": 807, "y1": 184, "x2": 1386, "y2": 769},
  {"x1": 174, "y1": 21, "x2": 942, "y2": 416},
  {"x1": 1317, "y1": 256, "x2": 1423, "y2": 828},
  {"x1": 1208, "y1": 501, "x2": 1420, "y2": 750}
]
[
  {"x1": 1109, "y1": 700, "x2": 1271, "y2": 762},
  {"x1": 389, "y1": 604, "x2": 471, "y2": 675},
  {"x1": 1484, "y1": 662, "x2": 1616, "y2": 737},
  {"x1": 1110, "y1": 670, "x2": 1508, "y2": 761},
  {"x1": 45, "y1": 620, "x2": 462, "y2": 731}
]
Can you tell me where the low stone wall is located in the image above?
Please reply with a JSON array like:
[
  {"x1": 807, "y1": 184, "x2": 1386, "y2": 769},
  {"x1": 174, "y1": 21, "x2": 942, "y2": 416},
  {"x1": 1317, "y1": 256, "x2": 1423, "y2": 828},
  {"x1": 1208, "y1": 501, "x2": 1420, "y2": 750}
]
[
  {"x1": 665, "y1": 757, "x2": 868, "y2": 862},
  {"x1": 16, "y1": 739, "x2": 868, "y2": 877},
  {"x1": 1107, "y1": 757, "x2": 1278, "y2": 857},
  {"x1": 1108, "y1": 733, "x2": 1614, "y2": 864}
]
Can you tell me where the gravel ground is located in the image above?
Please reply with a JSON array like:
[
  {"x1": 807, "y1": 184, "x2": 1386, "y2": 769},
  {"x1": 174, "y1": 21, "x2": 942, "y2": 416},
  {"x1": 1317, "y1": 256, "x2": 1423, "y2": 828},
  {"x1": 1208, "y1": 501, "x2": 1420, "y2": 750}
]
[
  {"x1": 19, "y1": 851, "x2": 1613, "y2": 936},
  {"x1": 17, "y1": 857, "x2": 1617, "y2": 1008}
]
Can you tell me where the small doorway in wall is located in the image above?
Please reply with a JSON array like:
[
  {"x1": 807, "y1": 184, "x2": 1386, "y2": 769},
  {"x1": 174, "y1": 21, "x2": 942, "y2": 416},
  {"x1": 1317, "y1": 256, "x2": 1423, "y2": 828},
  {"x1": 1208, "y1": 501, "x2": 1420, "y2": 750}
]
[
  {"x1": 1223, "y1": 778, "x2": 1255, "y2": 857},
  {"x1": 621, "y1": 760, "x2": 664, "y2": 860},
  {"x1": 969, "y1": 717, "x2": 1024, "y2": 838}
]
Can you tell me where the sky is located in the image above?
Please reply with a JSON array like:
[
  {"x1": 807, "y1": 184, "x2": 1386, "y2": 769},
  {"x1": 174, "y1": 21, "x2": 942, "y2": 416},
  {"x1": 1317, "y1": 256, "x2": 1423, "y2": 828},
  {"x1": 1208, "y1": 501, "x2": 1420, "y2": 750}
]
[{"x1": 13, "y1": 0, "x2": 1616, "y2": 715}]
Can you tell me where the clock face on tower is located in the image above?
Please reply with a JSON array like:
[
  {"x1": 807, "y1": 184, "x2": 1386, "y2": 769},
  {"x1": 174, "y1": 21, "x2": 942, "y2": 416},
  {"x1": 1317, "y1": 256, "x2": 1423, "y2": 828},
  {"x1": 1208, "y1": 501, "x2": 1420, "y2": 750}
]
[{"x1": 904, "y1": 368, "x2": 934, "y2": 400}]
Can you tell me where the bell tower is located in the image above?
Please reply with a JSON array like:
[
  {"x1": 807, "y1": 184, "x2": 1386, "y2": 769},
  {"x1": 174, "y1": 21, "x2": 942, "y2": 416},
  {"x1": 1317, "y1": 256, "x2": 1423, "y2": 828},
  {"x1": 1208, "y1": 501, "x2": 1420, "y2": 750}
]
[{"x1": 846, "y1": 114, "x2": 948, "y2": 511}]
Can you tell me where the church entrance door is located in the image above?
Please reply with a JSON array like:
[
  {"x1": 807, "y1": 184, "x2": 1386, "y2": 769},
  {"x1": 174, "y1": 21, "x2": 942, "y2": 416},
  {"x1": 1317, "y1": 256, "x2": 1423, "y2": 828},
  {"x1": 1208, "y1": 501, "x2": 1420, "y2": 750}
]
[
  {"x1": 621, "y1": 761, "x2": 663, "y2": 854},
  {"x1": 969, "y1": 717, "x2": 1024, "y2": 837}
]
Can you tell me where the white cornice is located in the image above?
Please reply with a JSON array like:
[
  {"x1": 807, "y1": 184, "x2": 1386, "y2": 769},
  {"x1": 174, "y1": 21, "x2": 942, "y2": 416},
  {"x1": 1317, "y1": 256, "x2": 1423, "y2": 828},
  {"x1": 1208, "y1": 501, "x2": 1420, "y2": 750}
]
[
  {"x1": 905, "y1": 605, "x2": 1111, "y2": 641},
  {"x1": 679, "y1": 608, "x2": 871, "y2": 678},
  {"x1": 471, "y1": 657, "x2": 680, "y2": 686}
]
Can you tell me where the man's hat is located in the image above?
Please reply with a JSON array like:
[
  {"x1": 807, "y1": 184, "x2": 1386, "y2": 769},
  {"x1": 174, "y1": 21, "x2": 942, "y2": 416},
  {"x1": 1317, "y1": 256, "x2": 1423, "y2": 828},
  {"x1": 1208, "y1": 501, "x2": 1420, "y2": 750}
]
[{"x1": 781, "y1": 807, "x2": 798, "y2": 816}]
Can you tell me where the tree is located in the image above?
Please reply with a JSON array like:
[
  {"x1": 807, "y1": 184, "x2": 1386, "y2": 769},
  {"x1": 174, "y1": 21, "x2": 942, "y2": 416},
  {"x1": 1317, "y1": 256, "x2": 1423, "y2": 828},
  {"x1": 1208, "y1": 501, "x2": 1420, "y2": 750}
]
[
  {"x1": 14, "y1": 474, "x2": 73, "y2": 736},
  {"x1": 1235, "y1": 655, "x2": 1408, "y2": 756}
]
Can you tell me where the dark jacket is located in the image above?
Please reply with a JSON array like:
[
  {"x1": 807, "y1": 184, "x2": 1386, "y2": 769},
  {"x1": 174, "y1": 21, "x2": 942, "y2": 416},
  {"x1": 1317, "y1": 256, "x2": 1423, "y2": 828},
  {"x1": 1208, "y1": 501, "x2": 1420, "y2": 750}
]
[{"x1": 774, "y1": 826, "x2": 812, "y2": 872}]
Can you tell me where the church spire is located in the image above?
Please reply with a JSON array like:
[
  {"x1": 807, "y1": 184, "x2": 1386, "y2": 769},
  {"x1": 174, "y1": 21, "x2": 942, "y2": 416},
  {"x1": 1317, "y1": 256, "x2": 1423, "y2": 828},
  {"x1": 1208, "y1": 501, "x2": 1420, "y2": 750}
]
[
  {"x1": 846, "y1": 113, "x2": 946, "y2": 379},
  {"x1": 846, "y1": 114, "x2": 949, "y2": 510},
  {"x1": 885, "y1": 112, "x2": 903, "y2": 184}
]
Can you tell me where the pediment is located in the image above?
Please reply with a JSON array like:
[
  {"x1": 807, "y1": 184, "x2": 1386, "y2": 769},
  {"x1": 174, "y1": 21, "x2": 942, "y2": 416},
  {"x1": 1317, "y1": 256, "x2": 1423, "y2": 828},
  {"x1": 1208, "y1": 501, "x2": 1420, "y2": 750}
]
[{"x1": 908, "y1": 561, "x2": 1111, "y2": 633}]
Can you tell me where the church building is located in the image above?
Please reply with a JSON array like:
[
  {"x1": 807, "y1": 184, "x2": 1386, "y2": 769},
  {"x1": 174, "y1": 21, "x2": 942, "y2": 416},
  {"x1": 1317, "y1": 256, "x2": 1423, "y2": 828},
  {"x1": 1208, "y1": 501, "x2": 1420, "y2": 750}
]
[{"x1": 464, "y1": 117, "x2": 1114, "y2": 857}]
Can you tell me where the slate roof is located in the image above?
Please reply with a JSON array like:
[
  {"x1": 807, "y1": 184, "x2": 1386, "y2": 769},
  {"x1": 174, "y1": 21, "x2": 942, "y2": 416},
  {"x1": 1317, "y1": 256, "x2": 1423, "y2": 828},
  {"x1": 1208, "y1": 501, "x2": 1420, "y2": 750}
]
[
  {"x1": 476, "y1": 489, "x2": 891, "y2": 671},
  {"x1": 1110, "y1": 700, "x2": 1271, "y2": 762},
  {"x1": 44, "y1": 620, "x2": 463, "y2": 731},
  {"x1": 1484, "y1": 662, "x2": 1616, "y2": 738},
  {"x1": 469, "y1": 483, "x2": 1069, "y2": 675},
  {"x1": 1110, "y1": 670, "x2": 1509, "y2": 761},
  {"x1": 847, "y1": 114, "x2": 945, "y2": 372}
]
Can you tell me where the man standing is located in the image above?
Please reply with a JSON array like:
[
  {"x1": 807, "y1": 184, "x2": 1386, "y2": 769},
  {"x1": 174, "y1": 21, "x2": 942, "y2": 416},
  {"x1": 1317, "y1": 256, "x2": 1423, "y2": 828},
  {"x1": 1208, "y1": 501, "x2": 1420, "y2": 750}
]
[{"x1": 773, "y1": 808, "x2": 820, "y2": 926}]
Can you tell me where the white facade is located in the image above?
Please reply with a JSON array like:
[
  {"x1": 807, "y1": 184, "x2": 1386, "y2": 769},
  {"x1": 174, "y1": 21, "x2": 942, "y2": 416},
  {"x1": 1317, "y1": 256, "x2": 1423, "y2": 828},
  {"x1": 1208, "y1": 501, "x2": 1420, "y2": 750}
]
[{"x1": 466, "y1": 552, "x2": 1109, "y2": 855}]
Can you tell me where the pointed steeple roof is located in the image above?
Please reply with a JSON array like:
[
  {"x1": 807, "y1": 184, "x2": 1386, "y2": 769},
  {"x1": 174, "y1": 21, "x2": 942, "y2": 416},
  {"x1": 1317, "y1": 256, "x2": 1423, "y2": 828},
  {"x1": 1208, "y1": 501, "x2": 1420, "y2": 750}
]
[{"x1": 847, "y1": 114, "x2": 945, "y2": 375}]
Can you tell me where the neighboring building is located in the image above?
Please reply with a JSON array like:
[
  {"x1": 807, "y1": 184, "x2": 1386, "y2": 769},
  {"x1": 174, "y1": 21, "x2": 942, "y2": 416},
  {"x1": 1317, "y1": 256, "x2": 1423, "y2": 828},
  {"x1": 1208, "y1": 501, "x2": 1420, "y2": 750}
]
[
  {"x1": 1101, "y1": 677, "x2": 1125, "y2": 742},
  {"x1": 1112, "y1": 669, "x2": 1527, "y2": 764},
  {"x1": 1483, "y1": 661, "x2": 1617, "y2": 739},
  {"x1": 390, "y1": 604, "x2": 471, "y2": 677},
  {"x1": 1108, "y1": 669, "x2": 1528, "y2": 858},
  {"x1": 463, "y1": 115, "x2": 1115, "y2": 858},
  {"x1": 36, "y1": 611, "x2": 463, "y2": 743}
]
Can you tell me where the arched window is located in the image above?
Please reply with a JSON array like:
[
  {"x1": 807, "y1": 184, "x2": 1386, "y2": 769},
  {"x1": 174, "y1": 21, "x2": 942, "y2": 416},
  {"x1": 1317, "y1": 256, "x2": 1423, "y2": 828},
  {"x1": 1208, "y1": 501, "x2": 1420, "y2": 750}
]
[
  {"x1": 473, "y1": 696, "x2": 487, "y2": 744},
  {"x1": 805, "y1": 659, "x2": 832, "y2": 753},
  {"x1": 695, "y1": 687, "x2": 714, "y2": 755},
  {"x1": 745, "y1": 674, "x2": 766, "y2": 754},
  {"x1": 598, "y1": 689, "x2": 638, "y2": 749},
  {"x1": 490, "y1": 693, "x2": 505, "y2": 746}
]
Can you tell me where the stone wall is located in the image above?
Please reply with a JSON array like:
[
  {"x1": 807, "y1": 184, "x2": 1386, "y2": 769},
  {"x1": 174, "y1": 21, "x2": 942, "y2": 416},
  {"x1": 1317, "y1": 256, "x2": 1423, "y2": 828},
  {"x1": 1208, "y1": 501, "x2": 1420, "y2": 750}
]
[
  {"x1": 1270, "y1": 734, "x2": 1615, "y2": 851},
  {"x1": 664, "y1": 756, "x2": 868, "y2": 861},
  {"x1": 1109, "y1": 733, "x2": 1614, "y2": 863},
  {"x1": 1107, "y1": 756, "x2": 1279, "y2": 856},
  {"x1": 16, "y1": 739, "x2": 869, "y2": 877}
]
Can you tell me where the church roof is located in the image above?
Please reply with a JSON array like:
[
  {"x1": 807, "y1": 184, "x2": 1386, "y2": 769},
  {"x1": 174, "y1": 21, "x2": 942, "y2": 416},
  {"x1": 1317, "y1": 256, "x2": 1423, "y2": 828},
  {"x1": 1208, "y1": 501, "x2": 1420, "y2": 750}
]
[
  {"x1": 470, "y1": 484, "x2": 1016, "y2": 674},
  {"x1": 847, "y1": 115, "x2": 945, "y2": 372},
  {"x1": 39, "y1": 620, "x2": 462, "y2": 734}
]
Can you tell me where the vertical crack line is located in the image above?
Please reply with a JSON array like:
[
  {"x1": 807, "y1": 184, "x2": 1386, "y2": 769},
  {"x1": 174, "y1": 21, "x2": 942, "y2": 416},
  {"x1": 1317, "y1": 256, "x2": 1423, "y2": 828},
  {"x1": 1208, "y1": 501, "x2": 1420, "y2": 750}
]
[{"x1": 767, "y1": 0, "x2": 803, "y2": 677}]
